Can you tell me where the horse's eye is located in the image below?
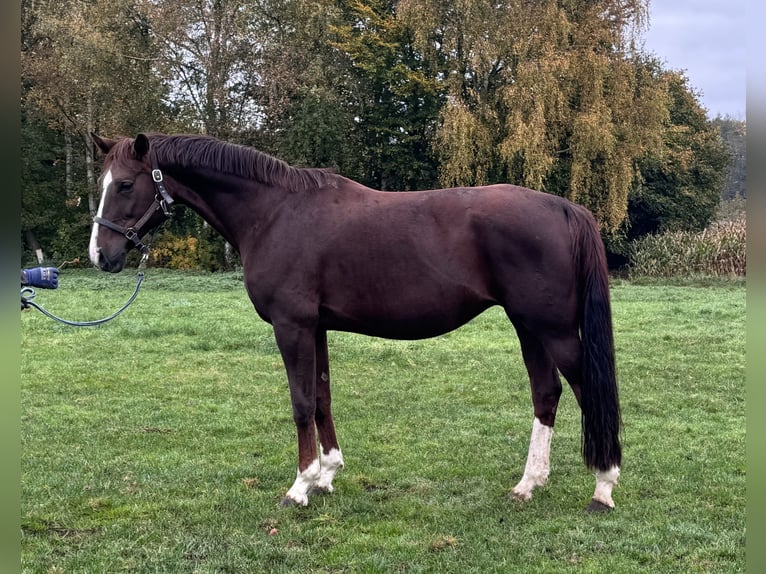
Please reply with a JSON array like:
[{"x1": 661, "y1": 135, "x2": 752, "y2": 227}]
[{"x1": 117, "y1": 181, "x2": 134, "y2": 193}]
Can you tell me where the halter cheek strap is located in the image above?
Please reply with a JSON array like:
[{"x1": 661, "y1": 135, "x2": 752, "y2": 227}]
[
  {"x1": 151, "y1": 159, "x2": 174, "y2": 215},
  {"x1": 93, "y1": 151, "x2": 175, "y2": 255}
]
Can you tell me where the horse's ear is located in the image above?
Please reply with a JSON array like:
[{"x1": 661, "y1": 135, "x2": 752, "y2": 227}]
[
  {"x1": 91, "y1": 133, "x2": 116, "y2": 156},
  {"x1": 133, "y1": 133, "x2": 150, "y2": 160}
]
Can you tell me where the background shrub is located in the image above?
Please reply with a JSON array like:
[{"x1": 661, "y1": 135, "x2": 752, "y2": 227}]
[
  {"x1": 629, "y1": 212, "x2": 745, "y2": 278},
  {"x1": 150, "y1": 231, "x2": 229, "y2": 271}
]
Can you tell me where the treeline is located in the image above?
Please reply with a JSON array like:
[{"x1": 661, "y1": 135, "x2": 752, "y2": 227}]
[{"x1": 21, "y1": 0, "x2": 745, "y2": 270}]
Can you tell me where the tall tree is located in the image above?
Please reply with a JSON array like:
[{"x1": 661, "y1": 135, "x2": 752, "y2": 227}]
[
  {"x1": 252, "y1": 0, "x2": 353, "y2": 164},
  {"x1": 23, "y1": 0, "x2": 165, "y2": 139},
  {"x1": 628, "y1": 68, "x2": 731, "y2": 239},
  {"x1": 329, "y1": 0, "x2": 442, "y2": 190},
  {"x1": 21, "y1": 0, "x2": 734, "y2": 268},
  {"x1": 139, "y1": 0, "x2": 263, "y2": 138},
  {"x1": 20, "y1": 111, "x2": 72, "y2": 263},
  {"x1": 712, "y1": 116, "x2": 746, "y2": 200},
  {"x1": 399, "y1": 0, "x2": 668, "y2": 232},
  {"x1": 22, "y1": 0, "x2": 166, "y2": 257}
]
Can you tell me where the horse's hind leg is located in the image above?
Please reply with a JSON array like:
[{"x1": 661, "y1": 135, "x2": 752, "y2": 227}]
[
  {"x1": 543, "y1": 334, "x2": 620, "y2": 511},
  {"x1": 510, "y1": 324, "x2": 562, "y2": 502},
  {"x1": 312, "y1": 329, "x2": 344, "y2": 494}
]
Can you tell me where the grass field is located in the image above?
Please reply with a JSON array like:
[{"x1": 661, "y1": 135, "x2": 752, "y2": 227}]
[{"x1": 21, "y1": 270, "x2": 745, "y2": 573}]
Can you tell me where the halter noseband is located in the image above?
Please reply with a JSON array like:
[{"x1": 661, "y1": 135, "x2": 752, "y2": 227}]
[{"x1": 93, "y1": 151, "x2": 175, "y2": 255}]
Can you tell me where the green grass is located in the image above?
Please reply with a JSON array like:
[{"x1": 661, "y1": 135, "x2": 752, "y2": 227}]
[{"x1": 21, "y1": 270, "x2": 745, "y2": 573}]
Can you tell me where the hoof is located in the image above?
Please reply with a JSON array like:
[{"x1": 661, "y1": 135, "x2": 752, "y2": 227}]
[
  {"x1": 510, "y1": 491, "x2": 531, "y2": 503},
  {"x1": 308, "y1": 486, "x2": 331, "y2": 497},
  {"x1": 586, "y1": 499, "x2": 614, "y2": 513},
  {"x1": 280, "y1": 496, "x2": 304, "y2": 508},
  {"x1": 509, "y1": 485, "x2": 533, "y2": 502}
]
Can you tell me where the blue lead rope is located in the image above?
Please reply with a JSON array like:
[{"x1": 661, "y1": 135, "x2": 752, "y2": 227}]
[{"x1": 21, "y1": 271, "x2": 145, "y2": 327}]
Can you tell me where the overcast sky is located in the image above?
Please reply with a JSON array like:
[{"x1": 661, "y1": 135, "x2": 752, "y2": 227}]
[{"x1": 642, "y1": 0, "x2": 746, "y2": 119}]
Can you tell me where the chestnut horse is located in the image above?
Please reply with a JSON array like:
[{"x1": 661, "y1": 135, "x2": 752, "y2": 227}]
[{"x1": 88, "y1": 133, "x2": 621, "y2": 511}]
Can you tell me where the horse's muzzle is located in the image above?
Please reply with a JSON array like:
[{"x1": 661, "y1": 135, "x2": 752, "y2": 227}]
[{"x1": 95, "y1": 249, "x2": 126, "y2": 273}]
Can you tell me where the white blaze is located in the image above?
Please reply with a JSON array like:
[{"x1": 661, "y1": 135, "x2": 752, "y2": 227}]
[{"x1": 89, "y1": 169, "x2": 112, "y2": 266}]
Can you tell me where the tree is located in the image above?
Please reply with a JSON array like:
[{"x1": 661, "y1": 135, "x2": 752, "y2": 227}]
[
  {"x1": 20, "y1": 0, "x2": 734, "y2": 270},
  {"x1": 399, "y1": 0, "x2": 668, "y2": 232},
  {"x1": 328, "y1": 0, "x2": 442, "y2": 190},
  {"x1": 139, "y1": 0, "x2": 263, "y2": 138},
  {"x1": 627, "y1": 69, "x2": 730, "y2": 240},
  {"x1": 20, "y1": 111, "x2": 75, "y2": 264},
  {"x1": 254, "y1": 0, "x2": 442, "y2": 190},
  {"x1": 712, "y1": 116, "x2": 746, "y2": 200},
  {"x1": 252, "y1": 0, "x2": 355, "y2": 167},
  {"x1": 22, "y1": 0, "x2": 166, "y2": 258}
]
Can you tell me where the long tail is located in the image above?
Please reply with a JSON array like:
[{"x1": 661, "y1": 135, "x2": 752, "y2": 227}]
[{"x1": 568, "y1": 204, "x2": 622, "y2": 471}]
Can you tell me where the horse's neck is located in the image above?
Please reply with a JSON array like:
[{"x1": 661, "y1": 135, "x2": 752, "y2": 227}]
[{"x1": 167, "y1": 167, "x2": 276, "y2": 249}]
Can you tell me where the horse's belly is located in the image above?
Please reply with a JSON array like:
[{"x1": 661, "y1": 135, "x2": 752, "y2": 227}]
[{"x1": 318, "y1": 289, "x2": 494, "y2": 340}]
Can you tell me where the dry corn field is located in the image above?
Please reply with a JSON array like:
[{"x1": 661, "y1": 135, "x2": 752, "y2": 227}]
[{"x1": 629, "y1": 214, "x2": 746, "y2": 278}]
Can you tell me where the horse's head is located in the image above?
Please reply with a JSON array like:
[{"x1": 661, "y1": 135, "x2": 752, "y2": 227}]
[{"x1": 89, "y1": 133, "x2": 173, "y2": 272}]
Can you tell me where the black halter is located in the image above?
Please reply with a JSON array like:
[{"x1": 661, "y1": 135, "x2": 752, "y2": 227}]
[{"x1": 93, "y1": 151, "x2": 175, "y2": 255}]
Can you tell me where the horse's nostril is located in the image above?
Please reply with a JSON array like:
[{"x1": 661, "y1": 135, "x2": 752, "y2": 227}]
[{"x1": 98, "y1": 251, "x2": 125, "y2": 273}]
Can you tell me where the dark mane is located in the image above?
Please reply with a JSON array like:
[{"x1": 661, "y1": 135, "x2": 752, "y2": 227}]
[{"x1": 115, "y1": 134, "x2": 336, "y2": 192}]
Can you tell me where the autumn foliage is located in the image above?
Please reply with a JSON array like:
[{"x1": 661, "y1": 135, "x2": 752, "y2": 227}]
[{"x1": 21, "y1": 0, "x2": 738, "y2": 271}]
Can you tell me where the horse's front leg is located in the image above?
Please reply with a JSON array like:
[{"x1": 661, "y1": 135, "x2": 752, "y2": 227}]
[
  {"x1": 274, "y1": 322, "x2": 321, "y2": 507},
  {"x1": 311, "y1": 329, "x2": 344, "y2": 494}
]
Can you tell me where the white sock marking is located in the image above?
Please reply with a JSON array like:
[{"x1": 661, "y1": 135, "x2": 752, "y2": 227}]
[
  {"x1": 284, "y1": 459, "x2": 321, "y2": 506},
  {"x1": 592, "y1": 466, "x2": 620, "y2": 508},
  {"x1": 315, "y1": 448, "x2": 344, "y2": 492},
  {"x1": 89, "y1": 168, "x2": 112, "y2": 266},
  {"x1": 511, "y1": 417, "x2": 553, "y2": 501}
]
